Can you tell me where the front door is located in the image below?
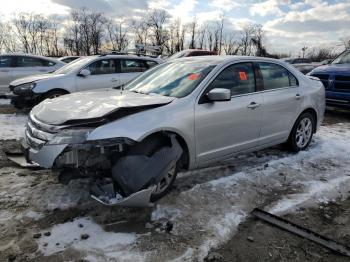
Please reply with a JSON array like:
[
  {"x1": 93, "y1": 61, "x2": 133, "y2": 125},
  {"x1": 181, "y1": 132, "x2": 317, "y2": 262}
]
[{"x1": 195, "y1": 62, "x2": 263, "y2": 164}]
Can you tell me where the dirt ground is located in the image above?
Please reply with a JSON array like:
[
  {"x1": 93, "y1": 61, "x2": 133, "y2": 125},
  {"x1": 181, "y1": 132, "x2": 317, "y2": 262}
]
[{"x1": 1, "y1": 102, "x2": 350, "y2": 262}]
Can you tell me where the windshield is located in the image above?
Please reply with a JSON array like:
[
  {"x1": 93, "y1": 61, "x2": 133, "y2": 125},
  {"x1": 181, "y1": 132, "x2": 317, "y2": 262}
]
[
  {"x1": 124, "y1": 61, "x2": 215, "y2": 98},
  {"x1": 332, "y1": 50, "x2": 350, "y2": 64},
  {"x1": 54, "y1": 57, "x2": 94, "y2": 74},
  {"x1": 167, "y1": 50, "x2": 188, "y2": 61}
]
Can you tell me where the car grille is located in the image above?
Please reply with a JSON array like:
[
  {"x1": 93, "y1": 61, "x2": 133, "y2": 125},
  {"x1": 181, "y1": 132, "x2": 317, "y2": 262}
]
[
  {"x1": 334, "y1": 75, "x2": 350, "y2": 91},
  {"x1": 311, "y1": 74, "x2": 329, "y2": 89},
  {"x1": 25, "y1": 115, "x2": 56, "y2": 150}
]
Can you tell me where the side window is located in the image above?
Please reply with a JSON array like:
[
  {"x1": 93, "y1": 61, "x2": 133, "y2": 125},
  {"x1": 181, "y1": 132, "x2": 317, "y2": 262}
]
[
  {"x1": 145, "y1": 60, "x2": 158, "y2": 69},
  {"x1": 17, "y1": 56, "x2": 45, "y2": 67},
  {"x1": 289, "y1": 72, "x2": 298, "y2": 86},
  {"x1": 0, "y1": 56, "x2": 13, "y2": 68},
  {"x1": 120, "y1": 59, "x2": 144, "y2": 73},
  {"x1": 41, "y1": 60, "x2": 56, "y2": 67},
  {"x1": 258, "y1": 62, "x2": 292, "y2": 90},
  {"x1": 208, "y1": 62, "x2": 256, "y2": 96},
  {"x1": 86, "y1": 59, "x2": 116, "y2": 75}
]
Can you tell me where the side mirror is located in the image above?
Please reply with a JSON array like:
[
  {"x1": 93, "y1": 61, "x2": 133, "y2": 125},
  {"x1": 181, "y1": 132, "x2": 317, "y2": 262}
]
[
  {"x1": 78, "y1": 69, "x2": 91, "y2": 77},
  {"x1": 207, "y1": 88, "x2": 231, "y2": 102}
]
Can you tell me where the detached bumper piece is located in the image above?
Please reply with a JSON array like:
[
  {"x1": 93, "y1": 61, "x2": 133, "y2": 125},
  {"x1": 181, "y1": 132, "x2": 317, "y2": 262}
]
[{"x1": 90, "y1": 135, "x2": 183, "y2": 207}]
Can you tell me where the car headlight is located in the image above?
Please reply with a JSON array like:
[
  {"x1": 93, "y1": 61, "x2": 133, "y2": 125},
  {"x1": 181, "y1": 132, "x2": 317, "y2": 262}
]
[
  {"x1": 13, "y1": 82, "x2": 36, "y2": 95},
  {"x1": 46, "y1": 128, "x2": 93, "y2": 145}
]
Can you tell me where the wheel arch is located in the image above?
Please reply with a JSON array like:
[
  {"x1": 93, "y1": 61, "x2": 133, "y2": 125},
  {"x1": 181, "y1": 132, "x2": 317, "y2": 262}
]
[
  {"x1": 299, "y1": 107, "x2": 317, "y2": 133},
  {"x1": 139, "y1": 130, "x2": 190, "y2": 171}
]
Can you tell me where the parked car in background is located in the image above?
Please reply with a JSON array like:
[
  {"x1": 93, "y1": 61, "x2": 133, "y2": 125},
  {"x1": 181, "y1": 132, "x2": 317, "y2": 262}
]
[
  {"x1": 0, "y1": 54, "x2": 65, "y2": 95},
  {"x1": 281, "y1": 57, "x2": 319, "y2": 74},
  {"x1": 167, "y1": 49, "x2": 217, "y2": 60},
  {"x1": 57, "y1": 56, "x2": 81, "y2": 63},
  {"x1": 308, "y1": 49, "x2": 350, "y2": 108},
  {"x1": 20, "y1": 56, "x2": 324, "y2": 206},
  {"x1": 8, "y1": 54, "x2": 160, "y2": 108}
]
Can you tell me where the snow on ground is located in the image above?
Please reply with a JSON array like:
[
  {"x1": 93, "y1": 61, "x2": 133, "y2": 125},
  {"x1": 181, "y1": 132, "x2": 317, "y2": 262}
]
[
  {"x1": 0, "y1": 99, "x2": 10, "y2": 105},
  {"x1": 0, "y1": 114, "x2": 27, "y2": 140},
  {"x1": 143, "y1": 123, "x2": 350, "y2": 261},
  {"x1": 38, "y1": 217, "x2": 140, "y2": 261},
  {"x1": 2, "y1": 123, "x2": 350, "y2": 261}
]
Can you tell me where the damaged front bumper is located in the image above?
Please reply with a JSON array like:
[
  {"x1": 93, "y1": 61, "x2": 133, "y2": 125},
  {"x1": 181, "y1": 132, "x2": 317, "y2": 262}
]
[{"x1": 20, "y1": 115, "x2": 183, "y2": 207}]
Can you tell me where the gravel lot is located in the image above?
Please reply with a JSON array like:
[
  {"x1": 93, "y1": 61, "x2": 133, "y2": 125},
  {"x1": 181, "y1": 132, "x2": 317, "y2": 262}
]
[{"x1": 0, "y1": 100, "x2": 350, "y2": 262}]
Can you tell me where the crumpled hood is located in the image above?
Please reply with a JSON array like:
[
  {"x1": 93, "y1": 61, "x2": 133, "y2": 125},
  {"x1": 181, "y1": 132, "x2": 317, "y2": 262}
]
[
  {"x1": 31, "y1": 89, "x2": 175, "y2": 125},
  {"x1": 10, "y1": 73, "x2": 64, "y2": 86},
  {"x1": 311, "y1": 63, "x2": 350, "y2": 75}
]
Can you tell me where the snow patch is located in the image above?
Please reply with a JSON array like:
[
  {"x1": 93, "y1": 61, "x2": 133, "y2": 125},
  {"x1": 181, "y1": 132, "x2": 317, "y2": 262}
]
[
  {"x1": 0, "y1": 114, "x2": 27, "y2": 140},
  {"x1": 0, "y1": 99, "x2": 10, "y2": 105},
  {"x1": 269, "y1": 176, "x2": 350, "y2": 214},
  {"x1": 37, "y1": 217, "x2": 140, "y2": 261}
]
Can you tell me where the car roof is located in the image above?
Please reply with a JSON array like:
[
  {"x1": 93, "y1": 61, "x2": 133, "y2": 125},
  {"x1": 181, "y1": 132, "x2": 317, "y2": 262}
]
[
  {"x1": 1, "y1": 53, "x2": 65, "y2": 64},
  {"x1": 95, "y1": 54, "x2": 160, "y2": 61},
  {"x1": 172, "y1": 55, "x2": 290, "y2": 66}
]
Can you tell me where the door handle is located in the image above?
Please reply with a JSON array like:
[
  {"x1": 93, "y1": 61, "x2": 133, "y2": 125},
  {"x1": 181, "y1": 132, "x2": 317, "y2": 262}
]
[
  {"x1": 295, "y1": 94, "x2": 302, "y2": 100},
  {"x1": 111, "y1": 78, "x2": 118, "y2": 82},
  {"x1": 38, "y1": 69, "x2": 47, "y2": 72},
  {"x1": 247, "y1": 102, "x2": 260, "y2": 109},
  {"x1": 0, "y1": 69, "x2": 9, "y2": 72}
]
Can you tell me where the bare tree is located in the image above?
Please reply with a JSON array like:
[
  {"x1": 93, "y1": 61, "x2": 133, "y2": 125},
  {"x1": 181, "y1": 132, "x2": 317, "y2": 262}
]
[
  {"x1": 188, "y1": 17, "x2": 197, "y2": 49},
  {"x1": 146, "y1": 9, "x2": 170, "y2": 52},
  {"x1": 106, "y1": 18, "x2": 130, "y2": 52},
  {"x1": 222, "y1": 33, "x2": 240, "y2": 55}
]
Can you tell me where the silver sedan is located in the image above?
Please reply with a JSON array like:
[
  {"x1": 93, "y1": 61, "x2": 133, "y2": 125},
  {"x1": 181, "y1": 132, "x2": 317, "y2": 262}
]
[{"x1": 21, "y1": 56, "x2": 325, "y2": 206}]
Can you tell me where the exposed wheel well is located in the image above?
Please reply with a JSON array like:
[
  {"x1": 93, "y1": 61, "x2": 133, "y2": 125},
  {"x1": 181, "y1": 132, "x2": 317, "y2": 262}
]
[
  {"x1": 139, "y1": 131, "x2": 190, "y2": 171},
  {"x1": 45, "y1": 88, "x2": 70, "y2": 95}
]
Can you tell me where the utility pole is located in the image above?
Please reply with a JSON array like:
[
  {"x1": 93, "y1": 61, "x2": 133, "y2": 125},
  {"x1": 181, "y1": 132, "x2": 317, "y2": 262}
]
[
  {"x1": 301, "y1": 46, "x2": 308, "y2": 58},
  {"x1": 219, "y1": 14, "x2": 224, "y2": 55}
]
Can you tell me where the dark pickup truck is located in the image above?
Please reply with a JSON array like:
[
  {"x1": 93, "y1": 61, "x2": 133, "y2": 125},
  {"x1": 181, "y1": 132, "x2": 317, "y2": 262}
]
[{"x1": 308, "y1": 49, "x2": 350, "y2": 109}]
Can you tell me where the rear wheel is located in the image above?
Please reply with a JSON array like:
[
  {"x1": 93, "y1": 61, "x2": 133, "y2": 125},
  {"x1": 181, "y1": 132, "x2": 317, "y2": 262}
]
[{"x1": 287, "y1": 112, "x2": 315, "y2": 152}]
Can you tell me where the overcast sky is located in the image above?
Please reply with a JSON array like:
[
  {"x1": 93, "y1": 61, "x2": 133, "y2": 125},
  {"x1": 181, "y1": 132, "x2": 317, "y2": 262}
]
[{"x1": 0, "y1": 0, "x2": 349, "y2": 55}]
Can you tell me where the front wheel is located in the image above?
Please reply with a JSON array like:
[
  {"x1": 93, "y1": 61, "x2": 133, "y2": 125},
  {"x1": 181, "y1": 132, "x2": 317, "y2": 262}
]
[
  {"x1": 287, "y1": 112, "x2": 315, "y2": 152},
  {"x1": 42, "y1": 90, "x2": 68, "y2": 101},
  {"x1": 150, "y1": 163, "x2": 178, "y2": 202}
]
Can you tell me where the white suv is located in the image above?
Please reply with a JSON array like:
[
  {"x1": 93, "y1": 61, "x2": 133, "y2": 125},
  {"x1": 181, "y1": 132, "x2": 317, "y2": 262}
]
[
  {"x1": 8, "y1": 55, "x2": 161, "y2": 108},
  {"x1": 0, "y1": 53, "x2": 65, "y2": 95}
]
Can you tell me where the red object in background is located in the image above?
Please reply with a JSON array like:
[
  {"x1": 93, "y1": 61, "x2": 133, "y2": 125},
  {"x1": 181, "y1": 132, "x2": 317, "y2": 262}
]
[
  {"x1": 188, "y1": 73, "x2": 200, "y2": 80},
  {"x1": 239, "y1": 71, "x2": 248, "y2": 81}
]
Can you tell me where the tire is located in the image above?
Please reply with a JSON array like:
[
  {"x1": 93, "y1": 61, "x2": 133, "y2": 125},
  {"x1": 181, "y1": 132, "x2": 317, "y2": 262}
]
[
  {"x1": 150, "y1": 163, "x2": 178, "y2": 202},
  {"x1": 287, "y1": 112, "x2": 315, "y2": 152},
  {"x1": 42, "y1": 90, "x2": 67, "y2": 101},
  {"x1": 127, "y1": 135, "x2": 180, "y2": 202}
]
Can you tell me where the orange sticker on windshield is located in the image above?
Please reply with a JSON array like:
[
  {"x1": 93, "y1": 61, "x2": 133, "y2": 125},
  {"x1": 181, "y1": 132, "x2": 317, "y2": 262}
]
[
  {"x1": 239, "y1": 71, "x2": 248, "y2": 81},
  {"x1": 188, "y1": 73, "x2": 200, "y2": 80}
]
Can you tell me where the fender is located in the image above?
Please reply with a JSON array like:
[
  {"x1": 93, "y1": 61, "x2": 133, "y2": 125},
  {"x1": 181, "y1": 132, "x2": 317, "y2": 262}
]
[{"x1": 87, "y1": 98, "x2": 197, "y2": 169}]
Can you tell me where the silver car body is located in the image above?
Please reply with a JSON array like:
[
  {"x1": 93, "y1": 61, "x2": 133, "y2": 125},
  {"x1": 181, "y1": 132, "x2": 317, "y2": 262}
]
[
  {"x1": 22, "y1": 56, "x2": 325, "y2": 206},
  {"x1": 0, "y1": 53, "x2": 64, "y2": 94},
  {"x1": 9, "y1": 55, "x2": 161, "y2": 96},
  {"x1": 24, "y1": 56, "x2": 325, "y2": 170}
]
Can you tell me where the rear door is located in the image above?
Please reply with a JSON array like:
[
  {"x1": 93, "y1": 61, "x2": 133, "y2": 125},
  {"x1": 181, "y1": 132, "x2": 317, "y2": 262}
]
[
  {"x1": 257, "y1": 62, "x2": 302, "y2": 145},
  {"x1": 194, "y1": 62, "x2": 263, "y2": 164},
  {"x1": 118, "y1": 59, "x2": 149, "y2": 86},
  {"x1": 0, "y1": 56, "x2": 14, "y2": 93},
  {"x1": 76, "y1": 58, "x2": 119, "y2": 91}
]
